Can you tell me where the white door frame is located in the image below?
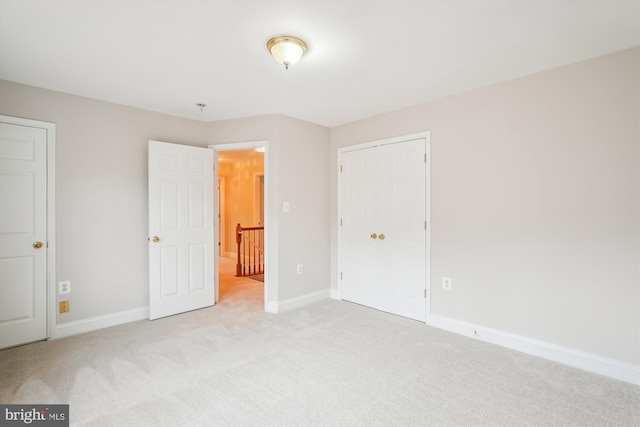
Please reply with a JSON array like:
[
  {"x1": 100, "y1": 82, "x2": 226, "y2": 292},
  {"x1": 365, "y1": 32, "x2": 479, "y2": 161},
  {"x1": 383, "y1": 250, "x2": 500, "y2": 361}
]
[
  {"x1": 218, "y1": 176, "x2": 226, "y2": 256},
  {"x1": 253, "y1": 173, "x2": 264, "y2": 226},
  {"x1": 209, "y1": 141, "x2": 269, "y2": 310},
  {"x1": 0, "y1": 115, "x2": 56, "y2": 340},
  {"x1": 337, "y1": 131, "x2": 431, "y2": 320}
]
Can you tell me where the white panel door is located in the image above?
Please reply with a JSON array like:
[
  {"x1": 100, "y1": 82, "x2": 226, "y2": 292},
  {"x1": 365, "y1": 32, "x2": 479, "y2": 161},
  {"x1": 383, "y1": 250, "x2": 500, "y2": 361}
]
[
  {"x1": 340, "y1": 146, "x2": 380, "y2": 310},
  {"x1": 374, "y1": 140, "x2": 426, "y2": 320},
  {"x1": 0, "y1": 122, "x2": 48, "y2": 349},
  {"x1": 340, "y1": 137, "x2": 426, "y2": 321},
  {"x1": 148, "y1": 141, "x2": 214, "y2": 320}
]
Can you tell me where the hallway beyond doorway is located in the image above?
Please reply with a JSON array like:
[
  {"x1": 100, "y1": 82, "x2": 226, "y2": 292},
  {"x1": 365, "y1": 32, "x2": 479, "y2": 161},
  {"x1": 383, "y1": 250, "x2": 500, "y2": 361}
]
[{"x1": 218, "y1": 255, "x2": 264, "y2": 308}]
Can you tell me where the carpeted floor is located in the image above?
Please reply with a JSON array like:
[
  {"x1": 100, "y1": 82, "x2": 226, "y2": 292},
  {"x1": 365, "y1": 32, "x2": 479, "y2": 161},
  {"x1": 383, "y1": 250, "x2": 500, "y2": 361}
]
[{"x1": 0, "y1": 257, "x2": 638, "y2": 426}]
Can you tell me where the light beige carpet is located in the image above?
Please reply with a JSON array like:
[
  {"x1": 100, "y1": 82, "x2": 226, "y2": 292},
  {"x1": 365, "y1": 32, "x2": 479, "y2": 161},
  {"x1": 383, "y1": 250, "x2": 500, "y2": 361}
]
[{"x1": 0, "y1": 257, "x2": 638, "y2": 426}]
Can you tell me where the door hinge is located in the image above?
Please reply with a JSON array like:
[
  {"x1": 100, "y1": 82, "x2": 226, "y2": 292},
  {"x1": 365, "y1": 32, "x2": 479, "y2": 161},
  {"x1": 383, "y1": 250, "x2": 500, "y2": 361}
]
[
  {"x1": 425, "y1": 221, "x2": 427, "y2": 230},
  {"x1": 424, "y1": 153, "x2": 427, "y2": 163},
  {"x1": 424, "y1": 289, "x2": 427, "y2": 298},
  {"x1": 340, "y1": 272, "x2": 343, "y2": 280},
  {"x1": 340, "y1": 218, "x2": 343, "y2": 226},
  {"x1": 340, "y1": 164, "x2": 343, "y2": 173}
]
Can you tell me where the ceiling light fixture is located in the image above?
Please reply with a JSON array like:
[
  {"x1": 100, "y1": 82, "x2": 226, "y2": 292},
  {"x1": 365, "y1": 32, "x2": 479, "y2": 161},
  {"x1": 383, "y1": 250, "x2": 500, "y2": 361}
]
[
  {"x1": 196, "y1": 103, "x2": 206, "y2": 112},
  {"x1": 267, "y1": 35, "x2": 307, "y2": 70}
]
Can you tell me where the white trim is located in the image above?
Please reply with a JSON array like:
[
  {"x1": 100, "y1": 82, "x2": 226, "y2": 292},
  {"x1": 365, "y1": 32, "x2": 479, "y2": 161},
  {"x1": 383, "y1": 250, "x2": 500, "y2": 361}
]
[
  {"x1": 46, "y1": 123, "x2": 56, "y2": 341},
  {"x1": 52, "y1": 307, "x2": 149, "y2": 339},
  {"x1": 265, "y1": 300, "x2": 278, "y2": 314},
  {"x1": 273, "y1": 289, "x2": 330, "y2": 313},
  {"x1": 253, "y1": 172, "x2": 265, "y2": 226},
  {"x1": 330, "y1": 289, "x2": 341, "y2": 300},
  {"x1": 339, "y1": 131, "x2": 430, "y2": 153},
  {"x1": 218, "y1": 176, "x2": 226, "y2": 257},
  {"x1": 428, "y1": 314, "x2": 640, "y2": 386},
  {"x1": 210, "y1": 141, "x2": 270, "y2": 312},
  {"x1": 0, "y1": 115, "x2": 56, "y2": 341}
]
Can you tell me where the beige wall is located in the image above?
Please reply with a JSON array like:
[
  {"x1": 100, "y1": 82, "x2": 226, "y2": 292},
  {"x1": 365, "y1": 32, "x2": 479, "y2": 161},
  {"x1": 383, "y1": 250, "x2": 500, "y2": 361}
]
[
  {"x1": 0, "y1": 82, "x2": 332, "y2": 319},
  {"x1": 0, "y1": 80, "x2": 210, "y2": 323},
  {"x1": 330, "y1": 47, "x2": 640, "y2": 365}
]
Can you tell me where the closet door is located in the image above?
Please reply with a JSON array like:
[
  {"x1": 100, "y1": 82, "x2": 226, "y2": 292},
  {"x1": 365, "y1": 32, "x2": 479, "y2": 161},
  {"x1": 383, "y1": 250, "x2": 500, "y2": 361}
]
[
  {"x1": 340, "y1": 136, "x2": 427, "y2": 321},
  {"x1": 340, "y1": 146, "x2": 381, "y2": 311}
]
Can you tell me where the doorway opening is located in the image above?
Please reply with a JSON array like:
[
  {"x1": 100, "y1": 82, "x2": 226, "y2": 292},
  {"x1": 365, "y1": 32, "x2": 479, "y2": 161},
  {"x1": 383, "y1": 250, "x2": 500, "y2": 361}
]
[{"x1": 212, "y1": 142, "x2": 267, "y2": 310}]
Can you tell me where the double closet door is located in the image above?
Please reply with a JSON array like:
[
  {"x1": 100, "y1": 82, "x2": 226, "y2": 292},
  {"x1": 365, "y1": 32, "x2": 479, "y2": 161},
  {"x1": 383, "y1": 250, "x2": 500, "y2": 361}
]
[{"x1": 340, "y1": 135, "x2": 428, "y2": 321}]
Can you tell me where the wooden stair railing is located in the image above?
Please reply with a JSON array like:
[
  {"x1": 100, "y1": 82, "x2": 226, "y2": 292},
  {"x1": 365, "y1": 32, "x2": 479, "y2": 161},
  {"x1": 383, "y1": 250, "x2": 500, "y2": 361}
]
[{"x1": 236, "y1": 223, "x2": 264, "y2": 277}]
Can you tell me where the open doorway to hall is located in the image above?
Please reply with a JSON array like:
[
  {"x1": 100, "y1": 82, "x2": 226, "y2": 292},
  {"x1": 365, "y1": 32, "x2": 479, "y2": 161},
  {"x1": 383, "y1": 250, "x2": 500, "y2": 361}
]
[{"x1": 217, "y1": 148, "x2": 265, "y2": 304}]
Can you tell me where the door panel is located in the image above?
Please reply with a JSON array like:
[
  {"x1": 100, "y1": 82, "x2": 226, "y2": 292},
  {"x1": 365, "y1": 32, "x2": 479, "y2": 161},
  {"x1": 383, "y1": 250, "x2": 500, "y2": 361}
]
[
  {"x1": 0, "y1": 122, "x2": 47, "y2": 349},
  {"x1": 377, "y1": 140, "x2": 426, "y2": 320},
  {"x1": 340, "y1": 137, "x2": 426, "y2": 321},
  {"x1": 149, "y1": 141, "x2": 214, "y2": 320},
  {"x1": 341, "y1": 147, "x2": 378, "y2": 310}
]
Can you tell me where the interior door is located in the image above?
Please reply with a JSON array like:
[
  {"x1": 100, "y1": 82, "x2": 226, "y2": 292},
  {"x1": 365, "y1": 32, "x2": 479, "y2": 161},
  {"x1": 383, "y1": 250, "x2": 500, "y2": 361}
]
[
  {"x1": 340, "y1": 146, "x2": 380, "y2": 310},
  {"x1": 374, "y1": 140, "x2": 426, "y2": 320},
  {"x1": 148, "y1": 141, "x2": 214, "y2": 320},
  {"x1": 340, "y1": 137, "x2": 426, "y2": 321},
  {"x1": 0, "y1": 122, "x2": 48, "y2": 349}
]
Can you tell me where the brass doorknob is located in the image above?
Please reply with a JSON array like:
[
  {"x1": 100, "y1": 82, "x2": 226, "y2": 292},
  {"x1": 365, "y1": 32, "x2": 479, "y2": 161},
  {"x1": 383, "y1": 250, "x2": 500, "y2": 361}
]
[
  {"x1": 151, "y1": 236, "x2": 160, "y2": 243},
  {"x1": 378, "y1": 234, "x2": 385, "y2": 240},
  {"x1": 33, "y1": 241, "x2": 43, "y2": 249},
  {"x1": 370, "y1": 233, "x2": 377, "y2": 239}
]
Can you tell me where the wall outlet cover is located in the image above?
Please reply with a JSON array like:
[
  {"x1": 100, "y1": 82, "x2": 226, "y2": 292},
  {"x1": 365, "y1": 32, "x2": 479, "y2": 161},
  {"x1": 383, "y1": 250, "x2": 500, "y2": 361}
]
[{"x1": 58, "y1": 280, "x2": 71, "y2": 294}]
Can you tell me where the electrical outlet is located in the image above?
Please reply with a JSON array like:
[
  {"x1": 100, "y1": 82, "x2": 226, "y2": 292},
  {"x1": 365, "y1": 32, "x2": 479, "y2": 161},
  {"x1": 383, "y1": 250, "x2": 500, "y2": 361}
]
[
  {"x1": 442, "y1": 277, "x2": 452, "y2": 291},
  {"x1": 58, "y1": 280, "x2": 71, "y2": 294},
  {"x1": 59, "y1": 300, "x2": 69, "y2": 313},
  {"x1": 297, "y1": 264, "x2": 303, "y2": 275}
]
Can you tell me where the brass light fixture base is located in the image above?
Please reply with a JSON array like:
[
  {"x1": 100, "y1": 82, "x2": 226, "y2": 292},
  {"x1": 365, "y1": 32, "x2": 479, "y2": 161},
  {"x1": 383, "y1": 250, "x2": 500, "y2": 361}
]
[{"x1": 267, "y1": 35, "x2": 307, "y2": 69}]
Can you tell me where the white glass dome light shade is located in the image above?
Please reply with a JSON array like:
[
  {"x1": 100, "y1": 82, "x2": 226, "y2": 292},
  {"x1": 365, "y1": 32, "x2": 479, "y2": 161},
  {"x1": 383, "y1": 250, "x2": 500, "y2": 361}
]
[{"x1": 267, "y1": 36, "x2": 307, "y2": 69}]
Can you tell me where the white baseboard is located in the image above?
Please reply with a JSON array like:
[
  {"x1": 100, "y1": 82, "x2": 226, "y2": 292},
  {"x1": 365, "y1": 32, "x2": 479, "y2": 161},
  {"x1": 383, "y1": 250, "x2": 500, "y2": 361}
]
[
  {"x1": 330, "y1": 288, "x2": 341, "y2": 300},
  {"x1": 52, "y1": 306, "x2": 149, "y2": 339},
  {"x1": 272, "y1": 289, "x2": 330, "y2": 313},
  {"x1": 265, "y1": 300, "x2": 278, "y2": 314},
  {"x1": 428, "y1": 313, "x2": 640, "y2": 386}
]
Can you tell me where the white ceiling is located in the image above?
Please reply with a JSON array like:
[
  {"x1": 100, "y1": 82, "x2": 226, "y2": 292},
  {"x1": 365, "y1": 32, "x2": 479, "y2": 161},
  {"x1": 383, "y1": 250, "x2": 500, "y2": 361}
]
[{"x1": 1, "y1": 1, "x2": 638, "y2": 128}]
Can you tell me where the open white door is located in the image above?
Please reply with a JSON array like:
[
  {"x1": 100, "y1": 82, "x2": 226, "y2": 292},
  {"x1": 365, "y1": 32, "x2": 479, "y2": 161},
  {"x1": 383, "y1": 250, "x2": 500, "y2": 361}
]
[{"x1": 148, "y1": 141, "x2": 214, "y2": 320}]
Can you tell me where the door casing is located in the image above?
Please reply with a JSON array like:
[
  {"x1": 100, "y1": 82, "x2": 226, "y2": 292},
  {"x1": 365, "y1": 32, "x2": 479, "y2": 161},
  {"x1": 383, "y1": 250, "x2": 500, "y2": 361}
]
[{"x1": 210, "y1": 141, "x2": 270, "y2": 311}]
